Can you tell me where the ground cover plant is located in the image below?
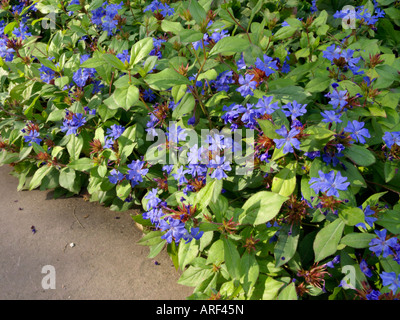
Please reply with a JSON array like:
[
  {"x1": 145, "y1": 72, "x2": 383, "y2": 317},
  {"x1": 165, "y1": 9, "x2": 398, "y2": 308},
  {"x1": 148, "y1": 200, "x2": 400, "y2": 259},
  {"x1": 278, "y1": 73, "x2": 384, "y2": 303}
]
[{"x1": 0, "y1": 0, "x2": 400, "y2": 300}]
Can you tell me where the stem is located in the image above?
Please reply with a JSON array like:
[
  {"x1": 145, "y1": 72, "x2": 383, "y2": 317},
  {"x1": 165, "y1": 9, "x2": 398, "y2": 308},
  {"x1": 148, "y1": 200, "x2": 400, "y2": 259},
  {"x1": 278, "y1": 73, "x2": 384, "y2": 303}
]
[{"x1": 223, "y1": 0, "x2": 252, "y2": 44}]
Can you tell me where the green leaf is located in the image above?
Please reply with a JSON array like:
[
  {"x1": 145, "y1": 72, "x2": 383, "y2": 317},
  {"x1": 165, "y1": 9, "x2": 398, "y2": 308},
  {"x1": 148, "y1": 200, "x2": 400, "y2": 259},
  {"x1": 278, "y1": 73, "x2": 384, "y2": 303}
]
[
  {"x1": 384, "y1": 161, "x2": 398, "y2": 183},
  {"x1": 257, "y1": 119, "x2": 282, "y2": 139},
  {"x1": 376, "y1": 210, "x2": 400, "y2": 235},
  {"x1": 343, "y1": 145, "x2": 376, "y2": 167},
  {"x1": 145, "y1": 68, "x2": 191, "y2": 90},
  {"x1": 206, "y1": 239, "x2": 224, "y2": 265},
  {"x1": 130, "y1": 37, "x2": 154, "y2": 66},
  {"x1": 340, "y1": 233, "x2": 376, "y2": 249},
  {"x1": 137, "y1": 231, "x2": 165, "y2": 246},
  {"x1": 59, "y1": 167, "x2": 81, "y2": 193},
  {"x1": 179, "y1": 29, "x2": 205, "y2": 43},
  {"x1": 273, "y1": 26, "x2": 297, "y2": 40},
  {"x1": 147, "y1": 240, "x2": 166, "y2": 259},
  {"x1": 271, "y1": 161, "x2": 297, "y2": 197},
  {"x1": 118, "y1": 125, "x2": 137, "y2": 163},
  {"x1": 313, "y1": 219, "x2": 345, "y2": 262},
  {"x1": 188, "y1": 0, "x2": 207, "y2": 24},
  {"x1": 161, "y1": 20, "x2": 184, "y2": 34},
  {"x1": 339, "y1": 207, "x2": 365, "y2": 226},
  {"x1": 178, "y1": 264, "x2": 213, "y2": 287},
  {"x1": 68, "y1": 157, "x2": 94, "y2": 171},
  {"x1": 305, "y1": 77, "x2": 331, "y2": 93},
  {"x1": 239, "y1": 191, "x2": 288, "y2": 226},
  {"x1": 108, "y1": 85, "x2": 139, "y2": 111},
  {"x1": 274, "y1": 224, "x2": 300, "y2": 267},
  {"x1": 116, "y1": 180, "x2": 131, "y2": 201},
  {"x1": 223, "y1": 237, "x2": 241, "y2": 280},
  {"x1": 277, "y1": 283, "x2": 298, "y2": 300},
  {"x1": 102, "y1": 53, "x2": 127, "y2": 70},
  {"x1": 29, "y1": 165, "x2": 53, "y2": 190},
  {"x1": 209, "y1": 36, "x2": 250, "y2": 57},
  {"x1": 178, "y1": 239, "x2": 199, "y2": 270},
  {"x1": 240, "y1": 251, "x2": 259, "y2": 295},
  {"x1": 195, "y1": 179, "x2": 219, "y2": 210},
  {"x1": 66, "y1": 134, "x2": 83, "y2": 161}
]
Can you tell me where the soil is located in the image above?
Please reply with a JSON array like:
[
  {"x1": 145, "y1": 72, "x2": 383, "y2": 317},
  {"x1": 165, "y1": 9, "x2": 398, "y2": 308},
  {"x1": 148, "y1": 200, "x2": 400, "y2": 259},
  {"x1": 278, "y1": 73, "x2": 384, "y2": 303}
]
[{"x1": 0, "y1": 165, "x2": 193, "y2": 300}]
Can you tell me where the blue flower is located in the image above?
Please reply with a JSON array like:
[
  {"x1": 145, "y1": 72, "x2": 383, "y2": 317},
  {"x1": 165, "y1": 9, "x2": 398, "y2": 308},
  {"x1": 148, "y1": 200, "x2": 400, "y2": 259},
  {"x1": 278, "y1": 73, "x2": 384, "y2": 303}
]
[
  {"x1": 254, "y1": 54, "x2": 278, "y2": 77},
  {"x1": 356, "y1": 205, "x2": 377, "y2": 229},
  {"x1": 116, "y1": 50, "x2": 130, "y2": 63},
  {"x1": 344, "y1": 120, "x2": 371, "y2": 144},
  {"x1": 127, "y1": 160, "x2": 149, "y2": 187},
  {"x1": 0, "y1": 39, "x2": 15, "y2": 62},
  {"x1": 255, "y1": 96, "x2": 279, "y2": 115},
  {"x1": 108, "y1": 169, "x2": 125, "y2": 184},
  {"x1": 145, "y1": 188, "x2": 162, "y2": 210},
  {"x1": 172, "y1": 166, "x2": 189, "y2": 185},
  {"x1": 39, "y1": 64, "x2": 56, "y2": 84},
  {"x1": 24, "y1": 129, "x2": 42, "y2": 146},
  {"x1": 383, "y1": 131, "x2": 400, "y2": 149},
  {"x1": 380, "y1": 271, "x2": 400, "y2": 293},
  {"x1": 60, "y1": 112, "x2": 87, "y2": 136},
  {"x1": 214, "y1": 70, "x2": 234, "y2": 92},
  {"x1": 159, "y1": 217, "x2": 187, "y2": 243},
  {"x1": 281, "y1": 101, "x2": 307, "y2": 120},
  {"x1": 143, "y1": 89, "x2": 156, "y2": 102},
  {"x1": 369, "y1": 229, "x2": 398, "y2": 258},
  {"x1": 236, "y1": 74, "x2": 257, "y2": 97},
  {"x1": 321, "y1": 110, "x2": 343, "y2": 123},
  {"x1": 309, "y1": 170, "x2": 350, "y2": 197},
  {"x1": 183, "y1": 227, "x2": 204, "y2": 243},
  {"x1": 209, "y1": 156, "x2": 231, "y2": 180},
  {"x1": 325, "y1": 89, "x2": 348, "y2": 109},
  {"x1": 360, "y1": 259, "x2": 373, "y2": 278},
  {"x1": 106, "y1": 124, "x2": 125, "y2": 140},
  {"x1": 273, "y1": 126, "x2": 301, "y2": 154},
  {"x1": 12, "y1": 23, "x2": 32, "y2": 40}
]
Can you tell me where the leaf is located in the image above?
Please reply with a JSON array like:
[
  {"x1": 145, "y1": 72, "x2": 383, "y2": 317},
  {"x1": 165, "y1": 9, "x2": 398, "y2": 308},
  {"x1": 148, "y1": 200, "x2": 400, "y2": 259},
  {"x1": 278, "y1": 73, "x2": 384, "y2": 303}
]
[
  {"x1": 223, "y1": 237, "x2": 241, "y2": 280},
  {"x1": 206, "y1": 239, "x2": 224, "y2": 265},
  {"x1": 274, "y1": 224, "x2": 300, "y2": 267},
  {"x1": 59, "y1": 167, "x2": 81, "y2": 193},
  {"x1": 116, "y1": 180, "x2": 131, "y2": 201},
  {"x1": 278, "y1": 283, "x2": 298, "y2": 300},
  {"x1": 376, "y1": 210, "x2": 400, "y2": 235},
  {"x1": 305, "y1": 77, "x2": 331, "y2": 93},
  {"x1": 273, "y1": 26, "x2": 297, "y2": 40},
  {"x1": 178, "y1": 240, "x2": 199, "y2": 270},
  {"x1": 130, "y1": 37, "x2": 154, "y2": 66},
  {"x1": 313, "y1": 219, "x2": 345, "y2": 262},
  {"x1": 66, "y1": 134, "x2": 83, "y2": 161},
  {"x1": 343, "y1": 145, "x2": 376, "y2": 167},
  {"x1": 178, "y1": 264, "x2": 213, "y2": 287},
  {"x1": 340, "y1": 233, "x2": 376, "y2": 249},
  {"x1": 339, "y1": 207, "x2": 365, "y2": 226},
  {"x1": 209, "y1": 36, "x2": 250, "y2": 57},
  {"x1": 271, "y1": 161, "x2": 297, "y2": 197},
  {"x1": 257, "y1": 119, "x2": 282, "y2": 139},
  {"x1": 137, "y1": 231, "x2": 165, "y2": 246},
  {"x1": 195, "y1": 179, "x2": 217, "y2": 210},
  {"x1": 147, "y1": 241, "x2": 166, "y2": 259},
  {"x1": 239, "y1": 191, "x2": 288, "y2": 226},
  {"x1": 179, "y1": 29, "x2": 204, "y2": 43},
  {"x1": 115, "y1": 85, "x2": 140, "y2": 111},
  {"x1": 29, "y1": 165, "x2": 53, "y2": 190},
  {"x1": 145, "y1": 68, "x2": 191, "y2": 90},
  {"x1": 118, "y1": 125, "x2": 137, "y2": 163},
  {"x1": 102, "y1": 53, "x2": 127, "y2": 70},
  {"x1": 384, "y1": 161, "x2": 398, "y2": 183},
  {"x1": 240, "y1": 251, "x2": 259, "y2": 295},
  {"x1": 188, "y1": 0, "x2": 207, "y2": 24},
  {"x1": 161, "y1": 20, "x2": 184, "y2": 34},
  {"x1": 68, "y1": 157, "x2": 94, "y2": 171}
]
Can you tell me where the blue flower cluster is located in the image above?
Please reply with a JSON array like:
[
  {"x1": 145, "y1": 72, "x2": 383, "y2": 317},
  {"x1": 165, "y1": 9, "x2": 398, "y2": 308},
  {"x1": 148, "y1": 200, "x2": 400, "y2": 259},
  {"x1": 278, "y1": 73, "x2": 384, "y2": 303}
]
[
  {"x1": 88, "y1": 1, "x2": 124, "y2": 35},
  {"x1": 60, "y1": 110, "x2": 87, "y2": 136}
]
